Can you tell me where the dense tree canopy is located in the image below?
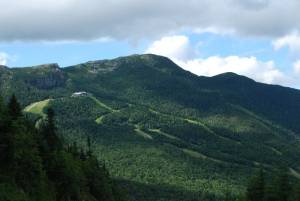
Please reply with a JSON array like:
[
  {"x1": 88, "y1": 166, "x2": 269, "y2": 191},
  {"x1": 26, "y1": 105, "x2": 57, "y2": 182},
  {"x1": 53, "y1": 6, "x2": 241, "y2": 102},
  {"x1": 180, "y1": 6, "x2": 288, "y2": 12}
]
[
  {"x1": 245, "y1": 167, "x2": 300, "y2": 201},
  {"x1": 0, "y1": 95, "x2": 129, "y2": 201}
]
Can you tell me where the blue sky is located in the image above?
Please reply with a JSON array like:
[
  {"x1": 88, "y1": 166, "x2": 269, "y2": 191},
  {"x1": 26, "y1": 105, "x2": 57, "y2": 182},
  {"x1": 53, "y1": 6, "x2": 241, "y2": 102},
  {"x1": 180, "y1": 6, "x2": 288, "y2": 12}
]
[
  {"x1": 0, "y1": 33, "x2": 290, "y2": 68},
  {"x1": 1, "y1": 0, "x2": 300, "y2": 88},
  {"x1": 0, "y1": 40, "x2": 145, "y2": 67}
]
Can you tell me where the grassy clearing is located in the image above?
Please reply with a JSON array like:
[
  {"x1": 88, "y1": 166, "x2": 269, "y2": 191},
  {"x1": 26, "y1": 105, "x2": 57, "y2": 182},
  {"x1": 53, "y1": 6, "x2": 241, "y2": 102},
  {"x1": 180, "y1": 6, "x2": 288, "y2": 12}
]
[
  {"x1": 134, "y1": 125, "x2": 153, "y2": 140},
  {"x1": 90, "y1": 96, "x2": 122, "y2": 124},
  {"x1": 24, "y1": 99, "x2": 51, "y2": 117},
  {"x1": 95, "y1": 116, "x2": 105, "y2": 124},
  {"x1": 149, "y1": 108, "x2": 241, "y2": 145},
  {"x1": 290, "y1": 168, "x2": 300, "y2": 179},
  {"x1": 149, "y1": 128, "x2": 181, "y2": 141},
  {"x1": 182, "y1": 148, "x2": 225, "y2": 164},
  {"x1": 89, "y1": 96, "x2": 116, "y2": 112}
]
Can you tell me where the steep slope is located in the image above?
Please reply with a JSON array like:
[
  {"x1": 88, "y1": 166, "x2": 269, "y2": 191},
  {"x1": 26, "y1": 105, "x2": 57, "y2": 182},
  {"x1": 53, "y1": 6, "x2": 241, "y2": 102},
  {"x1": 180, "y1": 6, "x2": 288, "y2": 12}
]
[{"x1": 1, "y1": 54, "x2": 300, "y2": 201}]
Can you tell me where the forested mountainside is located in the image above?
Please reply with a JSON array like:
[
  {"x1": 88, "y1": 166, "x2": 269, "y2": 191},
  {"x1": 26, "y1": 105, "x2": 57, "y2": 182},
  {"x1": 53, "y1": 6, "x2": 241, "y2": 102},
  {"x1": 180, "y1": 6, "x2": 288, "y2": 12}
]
[
  {"x1": 1, "y1": 54, "x2": 300, "y2": 201},
  {"x1": 0, "y1": 95, "x2": 129, "y2": 201}
]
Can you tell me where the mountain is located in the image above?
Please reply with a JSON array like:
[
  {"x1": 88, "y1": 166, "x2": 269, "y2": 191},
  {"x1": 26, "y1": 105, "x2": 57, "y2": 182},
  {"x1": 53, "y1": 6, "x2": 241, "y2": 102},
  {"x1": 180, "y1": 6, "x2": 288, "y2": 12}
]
[{"x1": 1, "y1": 54, "x2": 300, "y2": 201}]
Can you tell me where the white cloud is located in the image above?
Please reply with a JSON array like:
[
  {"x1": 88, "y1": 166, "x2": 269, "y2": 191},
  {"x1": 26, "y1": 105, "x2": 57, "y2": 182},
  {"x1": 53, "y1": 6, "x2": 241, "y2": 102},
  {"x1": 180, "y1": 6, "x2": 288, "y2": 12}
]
[
  {"x1": 194, "y1": 27, "x2": 236, "y2": 35},
  {"x1": 146, "y1": 35, "x2": 294, "y2": 87},
  {"x1": 0, "y1": 52, "x2": 9, "y2": 65},
  {"x1": 1, "y1": 0, "x2": 300, "y2": 41},
  {"x1": 145, "y1": 35, "x2": 195, "y2": 60},
  {"x1": 273, "y1": 32, "x2": 300, "y2": 52},
  {"x1": 176, "y1": 56, "x2": 292, "y2": 85},
  {"x1": 294, "y1": 60, "x2": 300, "y2": 75}
]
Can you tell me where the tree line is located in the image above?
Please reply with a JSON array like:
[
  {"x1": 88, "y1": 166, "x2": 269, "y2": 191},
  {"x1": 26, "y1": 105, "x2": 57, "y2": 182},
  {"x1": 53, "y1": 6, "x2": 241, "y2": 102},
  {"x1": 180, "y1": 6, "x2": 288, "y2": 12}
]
[{"x1": 0, "y1": 94, "x2": 129, "y2": 201}]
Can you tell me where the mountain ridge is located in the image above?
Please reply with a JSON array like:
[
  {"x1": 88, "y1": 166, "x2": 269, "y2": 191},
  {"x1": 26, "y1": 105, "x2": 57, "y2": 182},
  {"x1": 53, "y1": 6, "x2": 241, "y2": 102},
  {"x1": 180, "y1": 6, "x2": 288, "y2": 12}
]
[{"x1": 4, "y1": 54, "x2": 300, "y2": 91}]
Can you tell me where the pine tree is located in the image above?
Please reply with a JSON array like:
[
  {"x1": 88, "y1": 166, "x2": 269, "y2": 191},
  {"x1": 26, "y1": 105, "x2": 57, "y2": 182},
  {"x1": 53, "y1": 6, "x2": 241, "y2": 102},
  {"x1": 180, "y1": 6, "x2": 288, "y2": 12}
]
[
  {"x1": 264, "y1": 179, "x2": 278, "y2": 201},
  {"x1": 246, "y1": 168, "x2": 265, "y2": 201},
  {"x1": 259, "y1": 167, "x2": 291, "y2": 201},
  {"x1": 293, "y1": 182, "x2": 300, "y2": 201},
  {"x1": 0, "y1": 95, "x2": 22, "y2": 171},
  {"x1": 0, "y1": 97, "x2": 9, "y2": 168},
  {"x1": 275, "y1": 167, "x2": 290, "y2": 201},
  {"x1": 0, "y1": 96, "x2": 4, "y2": 114},
  {"x1": 42, "y1": 108, "x2": 61, "y2": 152},
  {"x1": 87, "y1": 136, "x2": 93, "y2": 157},
  {"x1": 8, "y1": 94, "x2": 22, "y2": 120},
  {"x1": 80, "y1": 148, "x2": 87, "y2": 161},
  {"x1": 84, "y1": 156, "x2": 115, "y2": 201},
  {"x1": 71, "y1": 141, "x2": 79, "y2": 158}
]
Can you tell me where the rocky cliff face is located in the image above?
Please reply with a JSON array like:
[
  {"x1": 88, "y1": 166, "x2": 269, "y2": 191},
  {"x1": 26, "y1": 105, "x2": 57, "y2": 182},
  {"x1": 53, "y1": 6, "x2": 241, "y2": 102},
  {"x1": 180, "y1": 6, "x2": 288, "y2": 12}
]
[
  {"x1": 26, "y1": 63, "x2": 67, "y2": 89},
  {"x1": 28, "y1": 72, "x2": 66, "y2": 89}
]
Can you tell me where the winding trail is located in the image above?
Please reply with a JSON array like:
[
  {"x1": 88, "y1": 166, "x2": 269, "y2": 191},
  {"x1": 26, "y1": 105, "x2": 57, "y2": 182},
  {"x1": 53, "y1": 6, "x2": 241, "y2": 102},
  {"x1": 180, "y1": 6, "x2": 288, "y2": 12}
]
[
  {"x1": 148, "y1": 108, "x2": 242, "y2": 145},
  {"x1": 134, "y1": 125, "x2": 153, "y2": 140}
]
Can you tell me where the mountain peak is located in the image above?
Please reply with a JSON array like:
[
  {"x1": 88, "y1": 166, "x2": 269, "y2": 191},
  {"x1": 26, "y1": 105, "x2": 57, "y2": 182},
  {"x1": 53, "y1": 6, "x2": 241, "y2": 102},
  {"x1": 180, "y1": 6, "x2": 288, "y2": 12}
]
[
  {"x1": 212, "y1": 72, "x2": 255, "y2": 83},
  {"x1": 32, "y1": 63, "x2": 60, "y2": 70},
  {"x1": 115, "y1": 53, "x2": 170, "y2": 60},
  {"x1": 79, "y1": 54, "x2": 182, "y2": 74}
]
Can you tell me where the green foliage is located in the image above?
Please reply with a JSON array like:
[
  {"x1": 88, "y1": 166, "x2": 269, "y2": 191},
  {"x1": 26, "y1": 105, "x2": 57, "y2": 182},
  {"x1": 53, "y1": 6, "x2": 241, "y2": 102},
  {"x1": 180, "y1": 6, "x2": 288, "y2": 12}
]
[
  {"x1": 292, "y1": 183, "x2": 300, "y2": 201},
  {"x1": 245, "y1": 167, "x2": 296, "y2": 201},
  {"x1": 40, "y1": 108, "x2": 61, "y2": 152},
  {"x1": 3, "y1": 54, "x2": 300, "y2": 201},
  {"x1": 8, "y1": 94, "x2": 22, "y2": 120},
  {"x1": 246, "y1": 168, "x2": 264, "y2": 201},
  {"x1": 0, "y1": 183, "x2": 29, "y2": 201},
  {"x1": 271, "y1": 168, "x2": 291, "y2": 201},
  {"x1": 0, "y1": 95, "x2": 129, "y2": 201}
]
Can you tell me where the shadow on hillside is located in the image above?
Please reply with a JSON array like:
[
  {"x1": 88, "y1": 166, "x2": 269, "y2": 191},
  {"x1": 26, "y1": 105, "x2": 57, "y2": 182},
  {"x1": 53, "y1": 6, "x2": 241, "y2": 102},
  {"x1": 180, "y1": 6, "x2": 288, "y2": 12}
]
[{"x1": 117, "y1": 179, "x2": 220, "y2": 201}]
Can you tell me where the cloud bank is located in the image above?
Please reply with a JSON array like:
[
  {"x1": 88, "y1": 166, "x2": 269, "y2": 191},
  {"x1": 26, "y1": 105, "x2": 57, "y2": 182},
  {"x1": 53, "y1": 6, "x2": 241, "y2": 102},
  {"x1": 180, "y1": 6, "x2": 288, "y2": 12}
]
[
  {"x1": 294, "y1": 60, "x2": 300, "y2": 75},
  {"x1": 146, "y1": 35, "x2": 295, "y2": 87},
  {"x1": 1, "y1": 0, "x2": 300, "y2": 41},
  {"x1": 0, "y1": 52, "x2": 9, "y2": 65},
  {"x1": 273, "y1": 32, "x2": 300, "y2": 53}
]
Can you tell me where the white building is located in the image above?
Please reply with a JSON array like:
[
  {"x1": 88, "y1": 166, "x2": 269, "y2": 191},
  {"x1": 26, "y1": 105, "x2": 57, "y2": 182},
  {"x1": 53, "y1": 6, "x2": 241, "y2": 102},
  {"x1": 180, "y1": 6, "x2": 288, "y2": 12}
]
[{"x1": 71, "y1": 91, "x2": 89, "y2": 97}]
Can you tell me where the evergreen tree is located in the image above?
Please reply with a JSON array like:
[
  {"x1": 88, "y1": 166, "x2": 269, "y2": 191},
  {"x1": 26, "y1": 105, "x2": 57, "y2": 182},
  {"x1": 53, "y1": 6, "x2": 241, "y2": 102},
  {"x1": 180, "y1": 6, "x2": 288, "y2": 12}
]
[
  {"x1": 246, "y1": 168, "x2": 265, "y2": 201},
  {"x1": 250, "y1": 167, "x2": 291, "y2": 201},
  {"x1": 42, "y1": 108, "x2": 61, "y2": 152},
  {"x1": 274, "y1": 167, "x2": 291, "y2": 201},
  {"x1": 87, "y1": 136, "x2": 93, "y2": 157},
  {"x1": 0, "y1": 96, "x2": 4, "y2": 113},
  {"x1": 83, "y1": 156, "x2": 115, "y2": 201},
  {"x1": 50, "y1": 151, "x2": 83, "y2": 201},
  {"x1": 0, "y1": 97, "x2": 9, "y2": 169},
  {"x1": 8, "y1": 94, "x2": 22, "y2": 120},
  {"x1": 264, "y1": 178, "x2": 278, "y2": 201},
  {"x1": 80, "y1": 148, "x2": 87, "y2": 161},
  {"x1": 292, "y1": 182, "x2": 300, "y2": 201}
]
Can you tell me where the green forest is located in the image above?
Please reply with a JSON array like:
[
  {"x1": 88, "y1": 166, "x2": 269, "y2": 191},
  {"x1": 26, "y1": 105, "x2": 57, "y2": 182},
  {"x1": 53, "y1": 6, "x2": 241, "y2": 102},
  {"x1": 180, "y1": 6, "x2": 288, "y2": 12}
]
[
  {"x1": 2, "y1": 94, "x2": 300, "y2": 201},
  {"x1": 2, "y1": 54, "x2": 300, "y2": 201},
  {"x1": 244, "y1": 167, "x2": 300, "y2": 201},
  {"x1": 0, "y1": 95, "x2": 129, "y2": 201}
]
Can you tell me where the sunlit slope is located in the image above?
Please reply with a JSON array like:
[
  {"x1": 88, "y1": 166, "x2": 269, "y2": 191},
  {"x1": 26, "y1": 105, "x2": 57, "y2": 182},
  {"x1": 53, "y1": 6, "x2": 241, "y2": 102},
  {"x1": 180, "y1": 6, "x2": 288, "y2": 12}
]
[{"x1": 24, "y1": 99, "x2": 51, "y2": 116}]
